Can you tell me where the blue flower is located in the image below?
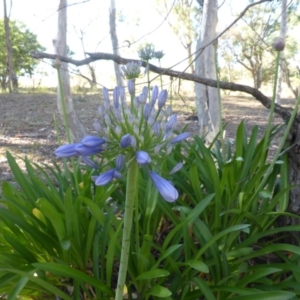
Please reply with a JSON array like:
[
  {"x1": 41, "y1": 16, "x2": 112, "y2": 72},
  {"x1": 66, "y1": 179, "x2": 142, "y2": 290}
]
[
  {"x1": 136, "y1": 150, "x2": 151, "y2": 165},
  {"x1": 149, "y1": 171, "x2": 178, "y2": 202},
  {"x1": 144, "y1": 103, "x2": 152, "y2": 121},
  {"x1": 122, "y1": 61, "x2": 142, "y2": 79},
  {"x1": 127, "y1": 80, "x2": 135, "y2": 96},
  {"x1": 55, "y1": 143, "x2": 80, "y2": 158},
  {"x1": 165, "y1": 114, "x2": 177, "y2": 132},
  {"x1": 81, "y1": 136, "x2": 106, "y2": 147},
  {"x1": 116, "y1": 154, "x2": 125, "y2": 170},
  {"x1": 169, "y1": 162, "x2": 183, "y2": 174},
  {"x1": 158, "y1": 90, "x2": 168, "y2": 109},
  {"x1": 170, "y1": 132, "x2": 191, "y2": 144},
  {"x1": 150, "y1": 86, "x2": 159, "y2": 107},
  {"x1": 113, "y1": 88, "x2": 120, "y2": 109},
  {"x1": 81, "y1": 156, "x2": 98, "y2": 169},
  {"x1": 120, "y1": 134, "x2": 132, "y2": 148},
  {"x1": 75, "y1": 144, "x2": 103, "y2": 156},
  {"x1": 93, "y1": 169, "x2": 119, "y2": 186}
]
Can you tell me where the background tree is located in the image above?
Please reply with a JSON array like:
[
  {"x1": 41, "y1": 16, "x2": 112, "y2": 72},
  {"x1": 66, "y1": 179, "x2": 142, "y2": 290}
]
[
  {"x1": 109, "y1": 0, "x2": 123, "y2": 86},
  {"x1": 53, "y1": 0, "x2": 85, "y2": 142},
  {"x1": 0, "y1": 20, "x2": 45, "y2": 91},
  {"x1": 74, "y1": 27, "x2": 97, "y2": 89},
  {"x1": 3, "y1": 0, "x2": 14, "y2": 92},
  {"x1": 276, "y1": 0, "x2": 287, "y2": 104},
  {"x1": 155, "y1": 0, "x2": 200, "y2": 73},
  {"x1": 194, "y1": 0, "x2": 218, "y2": 141},
  {"x1": 222, "y1": 1, "x2": 299, "y2": 91}
]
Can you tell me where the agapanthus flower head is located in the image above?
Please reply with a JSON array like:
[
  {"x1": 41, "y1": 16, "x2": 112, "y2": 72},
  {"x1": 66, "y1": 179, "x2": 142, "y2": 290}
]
[
  {"x1": 138, "y1": 43, "x2": 155, "y2": 61},
  {"x1": 121, "y1": 61, "x2": 142, "y2": 79},
  {"x1": 272, "y1": 37, "x2": 285, "y2": 51},
  {"x1": 54, "y1": 79, "x2": 192, "y2": 203},
  {"x1": 154, "y1": 50, "x2": 165, "y2": 60}
]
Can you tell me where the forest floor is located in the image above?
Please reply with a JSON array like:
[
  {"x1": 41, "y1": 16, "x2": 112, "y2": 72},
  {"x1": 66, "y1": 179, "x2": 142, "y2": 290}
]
[{"x1": 0, "y1": 91, "x2": 295, "y2": 186}]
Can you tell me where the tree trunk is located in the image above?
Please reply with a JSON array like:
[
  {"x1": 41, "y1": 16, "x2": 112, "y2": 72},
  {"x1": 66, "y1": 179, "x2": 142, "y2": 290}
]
[
  {"x1": 54, "y1": 0, "x2": 86, "y2": 142},
  {"x1": 276, "y1": 0, "x2": 287, "y2": 105},
  {"x1": 3, "y1": 0, "x2": 16, "y2": 93},
  {"x1": 109, "y1": 0, "x2": 124, "y2": 87},
  {"x1": 194, "y1": 0, "x2": 219, "y2": 142}
]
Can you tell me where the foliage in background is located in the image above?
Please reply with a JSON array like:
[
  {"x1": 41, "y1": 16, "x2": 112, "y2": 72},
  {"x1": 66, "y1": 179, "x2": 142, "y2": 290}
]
[{"x1": 0, "y1": 20, "x2": 45, "y2": 91}]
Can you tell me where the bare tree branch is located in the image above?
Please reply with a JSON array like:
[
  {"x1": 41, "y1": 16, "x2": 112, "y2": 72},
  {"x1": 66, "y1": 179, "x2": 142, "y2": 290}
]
[{"x1": 31, "y1": 50, "x2": 292, "y2": 122}]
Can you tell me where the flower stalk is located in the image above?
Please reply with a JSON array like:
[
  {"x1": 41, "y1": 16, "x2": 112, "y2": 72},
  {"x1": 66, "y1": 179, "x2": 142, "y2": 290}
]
[{"x1": 115, "y1": 159, "x2": 139, "y2": 300}]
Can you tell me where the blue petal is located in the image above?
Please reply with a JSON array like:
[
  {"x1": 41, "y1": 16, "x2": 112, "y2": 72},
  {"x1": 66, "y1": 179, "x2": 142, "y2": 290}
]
[
  {"x1": 136, "y1": 150, "x2": 151, "y2": 165},
  {"x1": 81, "y1": 156, "x2": 98, "y2": 169},
  {"x1": 157, "y1": 90, "x2": 168, "y2": 109},
  {"x1": 149, "y1": 171, "x2": 178, "y2": 202},
  {"x1": 170, "y1": 132, "x2": 191, "y2": 144},
  {"x1": 150, "y1": 86, "x2": 159, "y2": 107},
  {"x1": 165, "y1": 114, "x2": 177, "y2": 131},
  {"x1": 127, "y1": 80, "x2": 135, "y2": 96},
  {"x1": 75, "y1": 144, "x2": 102, "y2": 156},
  {"x1": 81, "y1": 136, "x2": 106, "y2": 147},
  {"x1": 54, "y1": 143, "x2": 80, "y2": 158},
  {"x1": 120, "y1": 134, "x2": 132, "y2": 148},
  {"x1": 116, "y1": 154, "x2": 124, "y2": 170},
  {"x1": 94, "y1": 169, "x2": 117, "y2": 186},
  {"x1": 169, "y1": 162, "x2": 183, "y2": 174},
  {"x1": 113, "y1": 87, "x2": 120, "y2": 109}
]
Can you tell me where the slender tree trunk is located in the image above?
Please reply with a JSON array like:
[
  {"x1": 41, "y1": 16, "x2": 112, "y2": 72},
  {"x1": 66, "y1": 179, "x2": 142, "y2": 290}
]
[
  {"x1": 109, "y1": 0, "x2": 124, "y2": 87},
  {"x1": 78, "y1": 29, "x2": 97, "y2": 89},
  {"x1": 54, "y1": 0, "x2": 86, "y2": 142},
  {"x1": 194, "y1": 0, "x2": 218, "y2": 142},
  {"x1": 276, "y1": 0, "x2": 287, "y2": 105},
  {"x1": 3, "y1": 0, "x2": 16, "y2": 93}
]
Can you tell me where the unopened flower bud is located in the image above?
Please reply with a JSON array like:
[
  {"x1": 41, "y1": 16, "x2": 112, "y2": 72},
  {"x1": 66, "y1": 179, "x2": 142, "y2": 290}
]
[{"x1": 273, "y1": 37, "x2": 285, "y2": 51}]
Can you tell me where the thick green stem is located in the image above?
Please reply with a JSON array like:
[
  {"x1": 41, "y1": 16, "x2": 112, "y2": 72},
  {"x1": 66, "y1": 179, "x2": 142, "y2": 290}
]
[{"x1": 115, "y1": 159, "x2": 139, "y2": 300}]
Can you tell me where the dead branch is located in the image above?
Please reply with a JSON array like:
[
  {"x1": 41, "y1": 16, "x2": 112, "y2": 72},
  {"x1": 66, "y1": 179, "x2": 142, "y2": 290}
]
[{"x1": 31, "y1": 50, "x2": 293, "y2": 122}]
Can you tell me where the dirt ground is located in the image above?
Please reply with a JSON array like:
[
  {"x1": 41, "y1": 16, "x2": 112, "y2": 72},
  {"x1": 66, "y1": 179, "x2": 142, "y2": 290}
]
[{"x1": 0, "y1": 91, "x2": 294, "y2": 186}]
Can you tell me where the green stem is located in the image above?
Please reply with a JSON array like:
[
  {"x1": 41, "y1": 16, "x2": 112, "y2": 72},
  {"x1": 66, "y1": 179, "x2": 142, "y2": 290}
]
[
  {"x1": 56, "y1": 67, "x2": 79, "y2": 195},
  {"x1": 213, "y1": 43, "x2": 225, "y2": 157},
  {"x1": 115, "y1": 159, "x2": 139, "y2": 300},
  {"x1": 260, "y1": 51, "x2": 281, "y2": 167}
]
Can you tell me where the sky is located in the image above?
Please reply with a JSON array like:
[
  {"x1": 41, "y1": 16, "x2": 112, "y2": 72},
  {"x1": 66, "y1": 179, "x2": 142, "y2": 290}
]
[{"x1": 0, "y1": 0, "x2": 266, "y2": 88}]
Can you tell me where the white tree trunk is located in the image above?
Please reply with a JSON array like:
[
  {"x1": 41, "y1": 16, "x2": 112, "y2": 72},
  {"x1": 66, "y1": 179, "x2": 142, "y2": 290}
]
[
  {"x1": 195, "y1": 0, "x2": 219, "y2": 142},
  {"x1": 276, "y1": 0, "x2": 287, "y2": 105},
  {"x1": 109, "y1": 0, "x2": 124, "y2": 87},
  {"x1": 54, "y1": 0, "x2": 86, "y2": 142},
  {"x1": 3, "y1": 0, "x2": 16, "y2": 93}
]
